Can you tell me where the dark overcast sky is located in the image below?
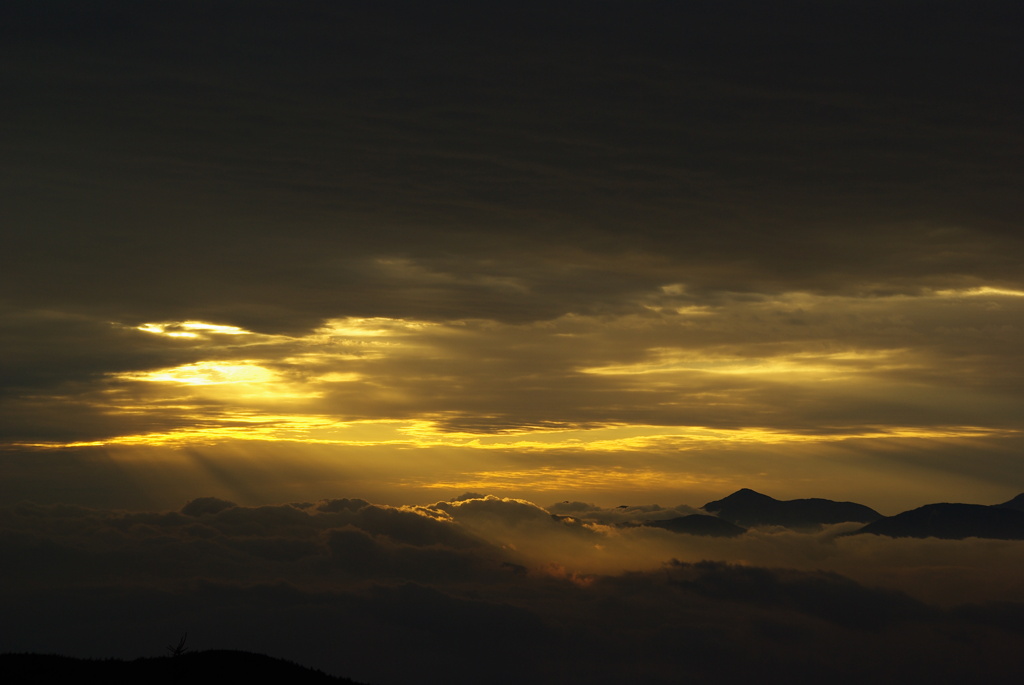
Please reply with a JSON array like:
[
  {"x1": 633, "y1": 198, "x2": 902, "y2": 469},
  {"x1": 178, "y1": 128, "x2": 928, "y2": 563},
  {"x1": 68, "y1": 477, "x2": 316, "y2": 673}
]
[
  {"x1": 5, "y1": 1, "x2": 1021, "y2": 327},
  {"x1": 3, "y1": 1, "x2": 1024, "y2": 510},
  {"x1": 3, "y1": 0, "x2": 1024, "y2": 510}
]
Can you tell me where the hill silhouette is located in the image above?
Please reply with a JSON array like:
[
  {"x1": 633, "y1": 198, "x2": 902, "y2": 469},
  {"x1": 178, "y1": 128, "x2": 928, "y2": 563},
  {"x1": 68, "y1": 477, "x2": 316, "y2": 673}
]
[
  {"x1": 854, "y1": 502, "x2": 1024, "y2": 540},
  {"x1": 701, "y1": 488, "x2": 882, "y2": 528},
  {"x1": 995, "y1": 493, "x2": 1024, "y2": 512},
  {"x1": 0, "y1": 650, "x2": 366, "y2": 684}
]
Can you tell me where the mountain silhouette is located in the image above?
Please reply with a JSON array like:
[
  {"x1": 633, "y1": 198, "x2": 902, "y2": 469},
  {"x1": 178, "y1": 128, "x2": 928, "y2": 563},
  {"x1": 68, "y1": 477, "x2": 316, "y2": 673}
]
[
  {"x1": 854, "y1": 502, "x2": 1024, "y2": 540},
  {"x1": 643, "y1": 514, "x2": 747, "y2": 537},
  {"x1": 994, "y1": 493, "x2": 1024, "y2": 512},
  {"x1": 701, "y1": 488, "x2": 882, "y2": 528},
  {"x1": 0, "y1": 650, "x2": 365, "y2": 684}
]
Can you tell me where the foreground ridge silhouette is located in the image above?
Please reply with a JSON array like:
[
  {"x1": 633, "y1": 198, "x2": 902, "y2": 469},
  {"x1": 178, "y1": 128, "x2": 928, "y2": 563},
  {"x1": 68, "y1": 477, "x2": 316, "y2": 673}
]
[{"x1": 0, "y1": 650, "x2": 367, "y2": 684}]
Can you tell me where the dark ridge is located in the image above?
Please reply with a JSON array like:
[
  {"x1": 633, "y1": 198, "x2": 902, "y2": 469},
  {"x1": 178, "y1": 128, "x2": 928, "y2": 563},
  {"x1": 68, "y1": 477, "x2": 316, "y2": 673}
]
[
  {"x1": 0, "y1": 650, "x2": 366, "y2": 684},
  {"x1": 853, "y1": 502, "x2": 1024, "y2": 540},
  {"x1": 994, "y1": 493, "x2": 1024, "y2": 512},
  {"x1": 643, "y1": 514, "x2": 747, "y2": 537},
  {"x1": 701, "y1": 489, "x2": 882, "y2": 529}
]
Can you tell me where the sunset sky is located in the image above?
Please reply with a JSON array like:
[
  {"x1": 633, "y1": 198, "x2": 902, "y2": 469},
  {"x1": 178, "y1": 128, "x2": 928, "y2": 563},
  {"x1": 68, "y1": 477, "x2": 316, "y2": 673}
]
[
  {"x1": 4, "y1": 1, "x2": 1021, "y2": 512},
  {"x1": 3, "y1": 3, "x2": 1024, "y2": 681}
]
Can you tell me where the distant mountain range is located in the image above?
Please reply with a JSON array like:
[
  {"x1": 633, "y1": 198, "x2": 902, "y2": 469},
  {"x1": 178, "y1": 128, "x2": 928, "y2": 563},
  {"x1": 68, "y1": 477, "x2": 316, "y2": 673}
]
[
  {"x1": 678, "y1": 488, "x2": 1024, "y2": 540},
  {"x1": 853, "y1": 501, "x2": 1024, "y2": 540},
  {"x1": 0, "y1": 650, "x2": 364, "y2": 684},
  {"x1": 701, "y1": 488, "x2": 882, "y2": 529},
  {"x1": 995, "y1": 493, "x2": 1024, "y2": 512}
]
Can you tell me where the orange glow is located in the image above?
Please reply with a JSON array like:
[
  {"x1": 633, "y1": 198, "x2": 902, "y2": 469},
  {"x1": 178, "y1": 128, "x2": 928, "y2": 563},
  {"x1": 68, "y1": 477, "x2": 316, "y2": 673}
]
[
  {"x1": 120, "y1": 361, "x2": 277, "y2": 385},
  {"x1": 135, "y1": 321, "x2": 253, "y2": 337},
  {"x1": 13, "y1": 415, "x2": 1011, "y2": 453}
]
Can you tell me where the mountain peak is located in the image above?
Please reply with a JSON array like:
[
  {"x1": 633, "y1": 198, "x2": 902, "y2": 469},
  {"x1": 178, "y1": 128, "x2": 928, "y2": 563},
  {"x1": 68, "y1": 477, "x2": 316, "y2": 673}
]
[
  {"x1": 733, "y1": 488, "x2": 774, "y2": 499},
  {"x1": 703, "y1": 488, "x2": 776, "y2": 511},
  {"x1": 701, "y1": 489, "x2": 881, "y2": 528}
]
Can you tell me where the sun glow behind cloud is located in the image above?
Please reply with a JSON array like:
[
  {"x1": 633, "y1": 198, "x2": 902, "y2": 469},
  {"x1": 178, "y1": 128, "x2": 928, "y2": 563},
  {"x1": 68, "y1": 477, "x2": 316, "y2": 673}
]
[
  {"x1": 17, "y1": 415, "x2": 1011, "y2": 455},
  {"x1": 121, "y1": 360, "x2": 277, "y2": 385},
  {"x1": 580, "y1": 348, "x2": 909, "y2": 380},
  {"x1": 23, "y1": 294, "x2": 1024, "y2": 450},
  {"x1": 136, "y1": 321, "x2": 252, "y2": 338},
  {"x1": 934, "y1": 286, "x2": 1024, "y2": 298},
  {"x1": 8, "y1": 285, "x2": 1024, "y2": 507}
]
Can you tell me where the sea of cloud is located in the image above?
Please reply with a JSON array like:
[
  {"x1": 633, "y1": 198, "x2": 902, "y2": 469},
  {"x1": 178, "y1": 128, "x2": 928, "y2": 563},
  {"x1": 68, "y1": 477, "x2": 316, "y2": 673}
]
[{"x1": 2, "y1": 493, "x2": 1021, "y2": 684}]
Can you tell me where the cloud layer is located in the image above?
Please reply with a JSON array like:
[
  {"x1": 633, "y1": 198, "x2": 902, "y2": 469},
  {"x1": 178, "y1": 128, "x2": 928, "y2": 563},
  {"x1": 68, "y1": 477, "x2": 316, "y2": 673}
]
[
  {"x1": 2, "y1": 493, "x2": 1022, "y2": 683},
  {"x1": 3, "y1": 288, "x2": 1023, "y2": 510}
]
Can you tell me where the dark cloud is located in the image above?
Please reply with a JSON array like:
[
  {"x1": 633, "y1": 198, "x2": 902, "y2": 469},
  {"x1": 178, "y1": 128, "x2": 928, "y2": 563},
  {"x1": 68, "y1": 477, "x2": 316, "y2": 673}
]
[
  {"x1": 353, "y1": 503, "x2": 483, "y2": 549},
  {"x1": 665, "y1": 559, "x2": 929, "y2": 630},
  {"x1": 2, "y1": 495, "x2": 1023, "y2": 683},
  {"x1": 546, "y1": 501, "x2": 703, "y2": 524},
  {"x1": 315, "y1": 497, "x2": 370, "y2": 514},
  {"x1": 1, "y1": 3, "x2": 1021, "y2": 483},
  {"x1": 181, "y1": 497, "x2": 236, "y2": 517},
  {"x1": 2, "y1": 2, "x2": 1021, "y2": 332}
]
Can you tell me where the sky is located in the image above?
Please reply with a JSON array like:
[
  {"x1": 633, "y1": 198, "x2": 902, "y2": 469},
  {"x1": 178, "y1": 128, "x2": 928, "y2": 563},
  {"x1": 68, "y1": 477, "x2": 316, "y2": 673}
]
[
  {"x1": 3, "y1": 0, "x2": 1022, "y2": 513},
  {"x1": 2, "y1": 2, "x2": 1023, "y2": 680}
]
